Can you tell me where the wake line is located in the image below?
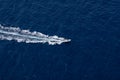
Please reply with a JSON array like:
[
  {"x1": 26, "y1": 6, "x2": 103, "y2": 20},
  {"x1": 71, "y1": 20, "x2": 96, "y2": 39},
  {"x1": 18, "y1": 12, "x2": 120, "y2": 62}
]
[{"x1": 0, "y1": 24, "x2": 71, "y2": 45}]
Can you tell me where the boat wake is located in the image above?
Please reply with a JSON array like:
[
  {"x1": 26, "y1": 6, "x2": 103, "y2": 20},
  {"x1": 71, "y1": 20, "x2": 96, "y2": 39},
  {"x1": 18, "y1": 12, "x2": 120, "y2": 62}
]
[{"x1": 0, "y1": 24, "x2": 71, "y2": 45}]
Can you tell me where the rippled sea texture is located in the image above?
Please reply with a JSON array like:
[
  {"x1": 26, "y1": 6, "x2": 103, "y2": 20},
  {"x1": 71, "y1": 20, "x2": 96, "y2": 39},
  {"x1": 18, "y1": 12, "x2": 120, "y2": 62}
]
[{"x1": 0, "y1": 0, "x2": 120, "y2": 80}]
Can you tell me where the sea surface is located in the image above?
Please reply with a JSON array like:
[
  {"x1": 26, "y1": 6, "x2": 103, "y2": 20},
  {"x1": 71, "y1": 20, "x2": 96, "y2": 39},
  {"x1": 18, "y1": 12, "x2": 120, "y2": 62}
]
[{"x1": 0, "y1": 0, "x2": 120, "y2": 80}]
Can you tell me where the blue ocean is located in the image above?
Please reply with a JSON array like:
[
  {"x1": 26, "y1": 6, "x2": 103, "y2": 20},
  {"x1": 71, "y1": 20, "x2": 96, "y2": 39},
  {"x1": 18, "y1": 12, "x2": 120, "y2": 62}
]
[{"x1": 0, "y1": 0, "x2": 120, "y2": 80}]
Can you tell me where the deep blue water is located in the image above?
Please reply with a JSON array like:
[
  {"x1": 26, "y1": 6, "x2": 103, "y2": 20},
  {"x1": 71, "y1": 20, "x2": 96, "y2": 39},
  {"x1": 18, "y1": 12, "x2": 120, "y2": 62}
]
[{"x1": 0, "y1": 0, "x2": 120, "y2": 80}]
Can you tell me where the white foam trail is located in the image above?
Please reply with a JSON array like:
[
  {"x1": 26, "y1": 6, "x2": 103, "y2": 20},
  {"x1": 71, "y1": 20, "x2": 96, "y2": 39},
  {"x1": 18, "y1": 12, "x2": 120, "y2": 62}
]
[{"x1": 0, "y1": 24, "x2": 71, "y2": 45}]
